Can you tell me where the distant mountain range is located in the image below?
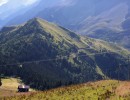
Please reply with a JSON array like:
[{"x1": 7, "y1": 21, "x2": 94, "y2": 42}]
[
  {"x1": 0, "y1": 18, "x2": 129, "y2": 90},
  {"x1": 1, "y1": 0, "x2": 130, "y2": 50}
]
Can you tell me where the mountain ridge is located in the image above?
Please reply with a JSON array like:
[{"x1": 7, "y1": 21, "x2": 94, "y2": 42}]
[
  {"x1": 0, "y1": 18, "x2": 129, "y2": 90},
  {"x1": 1, "y1": 0, "x2": 130, "y2": 50}
]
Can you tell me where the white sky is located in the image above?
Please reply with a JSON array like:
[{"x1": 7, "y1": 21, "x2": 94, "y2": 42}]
[
  {"x1": 0, "y1": 0, "x2": 8, "y2": 6},
  {"x1": 0, "y1": 0, "x2": 73, "y2": 20},
  {"x1": 22, "y1": 0, "x2": 38, "y2": 6},
  {"x1": 0, "y1": 0, "x2": 39, "y2": 7},
  {"x1": 0, "y1": 0, "x2": 73, "y2": 7},
  {"x1": 0, "y1": 0, "x2": 40, "y2": 19}
]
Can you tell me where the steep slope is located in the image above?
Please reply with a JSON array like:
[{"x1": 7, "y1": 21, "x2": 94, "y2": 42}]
[
  {"x1": 36, "y1": 0, "x2": 130, "y2": 50},
  {"x1": 0, "y1": 18, "x2": 129, "y2": 90},
  {"x1": 2, "y1": 0, "x2": 130, "y2": 50},
  {"x1": 88, "y1": 28, "x2": 130, "y2": 50}
]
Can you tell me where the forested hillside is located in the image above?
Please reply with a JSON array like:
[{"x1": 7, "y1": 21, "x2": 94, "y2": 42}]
[{"x1": 0, "y1": 18, "x2": 129, "y2": 90}]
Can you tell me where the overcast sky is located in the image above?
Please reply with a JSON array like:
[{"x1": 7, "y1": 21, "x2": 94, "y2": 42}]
[
  {"x1": 0, "y1": 0, "x2": 39, "y2": 6},
  {"x1": 0, "y1": 0, "x2": 73, "y2": 8},
  {"x1": 0, "y1": 0, "x2": 75, "y2": 20},
  {"x1": 0, "y1": 0, "x2": 8, "y2": 6},
  {"x1": 0, "y1": 0, "x2": 40, "y2": 20}
]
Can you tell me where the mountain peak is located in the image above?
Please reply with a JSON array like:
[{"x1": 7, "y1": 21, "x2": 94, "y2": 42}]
[
  {"x1": 29, "y1": 17, "x2": 42, "y2": 22},
  {"x1": 26, "y1": 17, "x2": 41, "y2": 25},
  {"x1": 27, "y1": 17, "x2": 50, "y2": 25},
  {"x1": 25, "y1": 17, "x2": 57, "y2": 31},
  {"x1": 24, "y1": 17, "x2": 81, "y2": 42}
]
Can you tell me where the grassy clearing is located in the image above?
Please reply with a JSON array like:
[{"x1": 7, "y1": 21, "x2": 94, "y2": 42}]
[
  {"x1": 1, "y1": 80, "x2": 130, "y2": 100},
  {"x1": 0, "y1": 78, "x2": 22, "y2": 97},
  {"x1": 1, "y1": 78, "x2": 22, "y2": 89},
  {"x1": 0, "y1": 77, "x2": 35, "y2": 98}
]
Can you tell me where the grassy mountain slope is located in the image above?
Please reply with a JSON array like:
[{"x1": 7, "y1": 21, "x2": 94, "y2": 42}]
[
  {"x1": 2, "y1": 0, "x2": 130, "y2": 50},
  {"x1": 0, "y1": 18, "x2": 129, "y2": 90},
  {"x1": 1, "y1": 80, "x2": 130, "y2": 100},
  {"x1": 88, "y1": 28, "x2": 130, "y2": 50}
]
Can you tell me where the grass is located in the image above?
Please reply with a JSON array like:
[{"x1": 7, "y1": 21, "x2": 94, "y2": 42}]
[
  {"x1": 1, "y1": 80, "x2": 130, "y2": 100},
  {"x1": 0, "y1": 78, "x2": 22, "y2": 98},
  {"x1": 1, "y1": 78, "x2": 22, "y2": 89},
  {"x1": 37, "y1": 18, "x2": 88, "y2": 48},
  {"x1": 0, "y1": 77, "x2": 35, "y2": 98}
]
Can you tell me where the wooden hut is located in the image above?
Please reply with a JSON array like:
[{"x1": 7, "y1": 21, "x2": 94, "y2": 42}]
[{"x1": 18, "y1": 85, "x2": 30, "y2": 92}]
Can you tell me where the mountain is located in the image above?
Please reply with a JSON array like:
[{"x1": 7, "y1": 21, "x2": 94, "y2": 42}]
[
  {"x1": 0, "y1": 18, "x2": 129, "y2": 90},
  {"x1": 2, "y1": 0, "x2": 130, "y2": 50},
  {"x1": 35, "y1": 0, "x2": 130, "y2": 50}
]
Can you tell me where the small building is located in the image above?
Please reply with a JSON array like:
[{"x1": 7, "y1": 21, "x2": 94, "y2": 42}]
[{"x1": 18, "y1": 85, "x2": 30, "y2": 92}]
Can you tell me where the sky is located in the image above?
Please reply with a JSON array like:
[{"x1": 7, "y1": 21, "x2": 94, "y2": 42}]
[
  {"x1": 0, "y1": 0, "x2": 40, "y2": 20},
  {"x1": 0, "y1": 0, "x2": 39, "y2": 6},
  {"x1": 0, "y1": 0, "x2": 8, "y2": 6},
  {"x1": 0, "y1": 0, "x2": 73, "y2": 8},
  {"x1": 0, "y1": 0, "x2": 75, "y2": 21}
]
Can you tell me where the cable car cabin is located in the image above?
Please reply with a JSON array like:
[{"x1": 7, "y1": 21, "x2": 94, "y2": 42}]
[{"x1": 18, "y1": 85, "x2": 30, "y2": 92}]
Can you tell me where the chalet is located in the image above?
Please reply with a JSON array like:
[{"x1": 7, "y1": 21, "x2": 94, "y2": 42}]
[{"x1": 18, "y1": 85, "x2": 30, "y2": 92}]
